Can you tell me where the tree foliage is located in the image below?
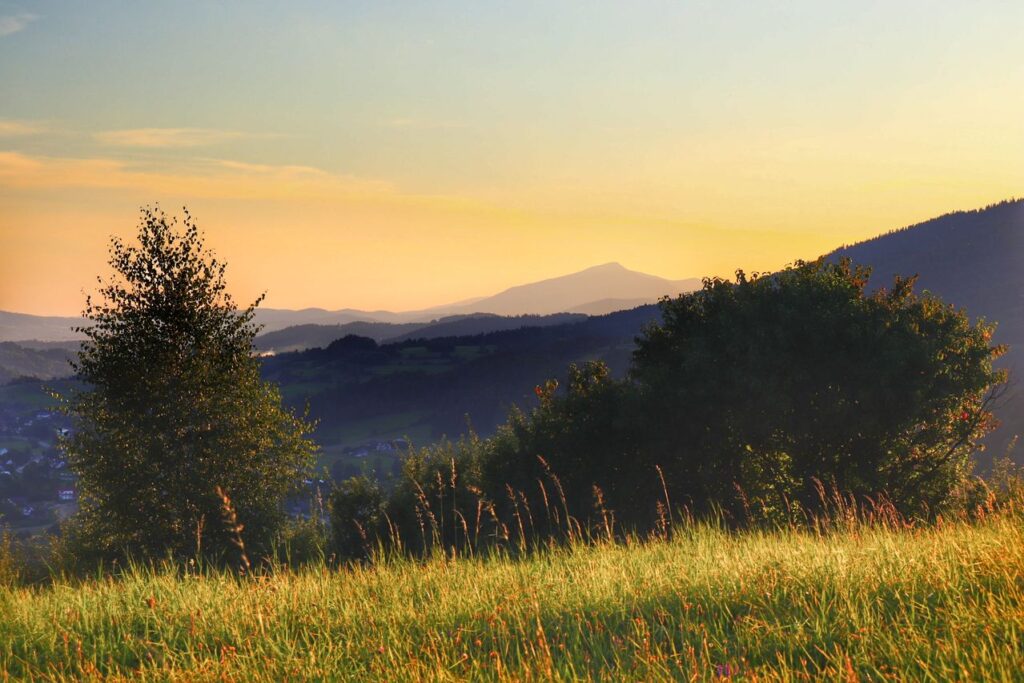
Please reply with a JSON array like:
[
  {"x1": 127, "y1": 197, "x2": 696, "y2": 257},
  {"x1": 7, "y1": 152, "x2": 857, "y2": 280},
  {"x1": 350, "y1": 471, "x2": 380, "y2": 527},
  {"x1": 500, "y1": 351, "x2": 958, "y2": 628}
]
[
  {"x1": 632, "y1": 259, "x2": 1006, "y2": 516},
  {"x1": 328, "y1": 476, "x2": 385, "y2": 561},
  {"x1": 61, "y1": 208, "x2": 317, "y2": 563},
  {"x1": 333, "y1": 259, "x2": 1007, "y2": 557}
]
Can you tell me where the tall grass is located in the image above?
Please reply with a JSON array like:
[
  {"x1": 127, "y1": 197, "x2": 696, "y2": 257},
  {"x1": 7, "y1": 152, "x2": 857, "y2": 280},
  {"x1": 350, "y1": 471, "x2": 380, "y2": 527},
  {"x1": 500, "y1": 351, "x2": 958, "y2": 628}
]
[{"x1": 2, "y1": 507, "x2": 1022, "y2": 681}]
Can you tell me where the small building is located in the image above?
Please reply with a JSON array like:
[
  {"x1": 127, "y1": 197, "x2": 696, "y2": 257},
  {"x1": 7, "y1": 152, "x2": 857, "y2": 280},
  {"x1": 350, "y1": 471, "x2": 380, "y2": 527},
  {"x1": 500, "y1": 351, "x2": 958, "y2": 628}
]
[{"x1": 58, "y1": 489, "x2": 76, "y2": 501}]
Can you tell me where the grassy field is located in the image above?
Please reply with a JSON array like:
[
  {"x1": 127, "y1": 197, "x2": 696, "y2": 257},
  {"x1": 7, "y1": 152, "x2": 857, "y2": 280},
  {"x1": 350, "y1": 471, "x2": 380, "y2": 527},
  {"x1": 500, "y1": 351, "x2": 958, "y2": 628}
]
[{"x1": 2, "y1": 512, "x2": 1023, "y2": 681}]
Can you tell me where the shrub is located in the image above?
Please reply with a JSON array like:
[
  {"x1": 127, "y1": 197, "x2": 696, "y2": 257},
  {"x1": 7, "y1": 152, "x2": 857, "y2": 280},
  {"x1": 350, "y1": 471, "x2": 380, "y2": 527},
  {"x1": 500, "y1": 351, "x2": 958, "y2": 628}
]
[
  {"x1": 329, "y1": 476, "x2": 386, "y2": 561},
  {"x1": 633, "y1": 259, "x2": 1006, "y2": 517}
]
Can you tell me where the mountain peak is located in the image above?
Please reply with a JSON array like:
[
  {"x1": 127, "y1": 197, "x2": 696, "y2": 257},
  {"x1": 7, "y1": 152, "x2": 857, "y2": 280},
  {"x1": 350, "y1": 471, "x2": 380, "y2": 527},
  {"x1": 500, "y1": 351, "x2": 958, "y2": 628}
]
[
  {"x1": 581, "y1": 262, "x2": 629, "y2": 274},
  {"x1": 591, "y1": 261, "x2": 626, "y2": 269}
]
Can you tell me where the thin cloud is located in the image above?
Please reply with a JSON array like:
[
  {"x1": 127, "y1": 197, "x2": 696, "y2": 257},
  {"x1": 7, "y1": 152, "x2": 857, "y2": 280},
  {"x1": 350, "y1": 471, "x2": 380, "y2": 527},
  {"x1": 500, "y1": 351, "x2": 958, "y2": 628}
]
[
  {"x1": 0, "y1": 119, "x2": 46, "y2": 136},
  {"x1": 0, "y1": 151, "x2": 415, "y2": 203},
  {"x1": 94, "y1": 128, "x2": 249, "y2": 148},
  {"x1": 0, "y1": 12, "x2": 37, "y2": 36}
]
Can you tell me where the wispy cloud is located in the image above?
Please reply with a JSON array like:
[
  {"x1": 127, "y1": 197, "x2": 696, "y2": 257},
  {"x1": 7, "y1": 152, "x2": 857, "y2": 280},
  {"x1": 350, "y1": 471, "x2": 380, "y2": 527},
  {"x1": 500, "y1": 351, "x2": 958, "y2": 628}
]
[
  {"x1": 94, "y1": 128, "x2": 249, "y2": 148},
  {"x1": 0, "y1": 151, "x2": 499, "y2": 218},
  {"x1": 0, "y1": 151, "x2": 398, "y2": 202},
  {"x1": 0, "y1": 119, "x2": 46, "y2": 136},
  {"x1": 0, "y1": 12, "x2": 37, "y2": 37}
]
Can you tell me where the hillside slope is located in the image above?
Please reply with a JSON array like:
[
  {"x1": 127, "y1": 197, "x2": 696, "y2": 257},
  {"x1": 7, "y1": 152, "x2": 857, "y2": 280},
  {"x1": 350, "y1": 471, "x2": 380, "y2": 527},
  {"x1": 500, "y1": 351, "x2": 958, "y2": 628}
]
[
  {"x1": 3, "y1": 515, "x2": 1022, "y2": 680},
  {"x1": 0, "y1": 342, "x2": 75, "y2": 383},
  {"x1": 253, "y1": 313, "x2": 589, "y2": 354},
  {"x1": 829, "y1": 199, "x2": 1023, "y2": 457},
  {"x1": 261, "y1": 305, "x2": 658, "y2": 453}
]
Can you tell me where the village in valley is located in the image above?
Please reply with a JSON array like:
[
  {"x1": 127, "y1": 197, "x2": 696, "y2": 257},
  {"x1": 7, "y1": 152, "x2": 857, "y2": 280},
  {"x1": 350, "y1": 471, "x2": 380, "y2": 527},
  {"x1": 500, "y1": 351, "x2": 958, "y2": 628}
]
[
  {"x1": 0, "y1": 375, "x2": 413, "y2": 532},
  {"x1": 0, "y1": 388, "x2": 76, "y2": 533}
]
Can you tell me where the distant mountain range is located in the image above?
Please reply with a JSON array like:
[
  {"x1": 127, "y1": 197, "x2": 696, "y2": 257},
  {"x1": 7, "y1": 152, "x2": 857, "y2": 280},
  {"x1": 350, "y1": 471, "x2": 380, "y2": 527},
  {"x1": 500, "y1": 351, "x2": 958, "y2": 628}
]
[
  {"x1": 409, "y1": 262, "x2": 700, "y2": 318},
  {"x1": 262, "y1": 199, "x2": 1023, "y2": 463},
  {"x1": 250, "y1": 262, "x2": 697, "y2": 332},
  {"x1": 0, "y1": 262, "x2": 699, "y2": 343},
  {"x1": 1, "y1": 200, "x2": 1020, "y2": 464},
  {"x1": 0, "y1": 311, "x2": 86, "y2": 344},
  {"x1": 253, "y1": 313, "x2": 587, "y2": 354}
]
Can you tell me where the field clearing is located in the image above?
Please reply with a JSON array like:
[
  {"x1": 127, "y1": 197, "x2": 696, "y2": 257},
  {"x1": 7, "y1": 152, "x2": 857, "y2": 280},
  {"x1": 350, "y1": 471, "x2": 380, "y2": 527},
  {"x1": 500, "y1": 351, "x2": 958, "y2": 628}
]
[{"x1": 2, "y1": 514, "x2": 1023, "y2": 681}]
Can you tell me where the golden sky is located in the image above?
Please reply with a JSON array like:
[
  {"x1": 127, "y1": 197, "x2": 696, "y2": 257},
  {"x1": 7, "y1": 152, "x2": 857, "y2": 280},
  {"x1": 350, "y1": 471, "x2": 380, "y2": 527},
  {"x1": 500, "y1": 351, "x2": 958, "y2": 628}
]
[{"x1": 1, "y1": 2, "x2": 1022, "y2": 315}]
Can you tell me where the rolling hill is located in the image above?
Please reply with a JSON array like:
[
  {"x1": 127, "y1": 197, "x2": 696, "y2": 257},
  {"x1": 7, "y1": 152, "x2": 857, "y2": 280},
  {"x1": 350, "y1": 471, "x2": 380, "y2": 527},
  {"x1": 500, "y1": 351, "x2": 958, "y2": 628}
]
[
  {"x1": 253, "y1": 313, "x2": 589, "y2": 354},
  {"x1": 254, "y1": 321, "x2": 427, "y2": 354},
  {"x1": 829, "y1": 199, "x2": 1023, "y2": 458},
  {"x1": 259, "y1": 305, "x2": 660, "y2": 468},
  {"x1": 0, "y1": 342, "x2": 75, "y2": 384}
]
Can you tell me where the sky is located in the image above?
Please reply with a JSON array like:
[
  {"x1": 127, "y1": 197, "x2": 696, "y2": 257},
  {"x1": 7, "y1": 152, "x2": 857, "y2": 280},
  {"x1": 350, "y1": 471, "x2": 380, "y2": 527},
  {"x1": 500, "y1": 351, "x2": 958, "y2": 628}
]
[{"x1": 1, "y1": 1, "x2": 1022, "y2": 316}]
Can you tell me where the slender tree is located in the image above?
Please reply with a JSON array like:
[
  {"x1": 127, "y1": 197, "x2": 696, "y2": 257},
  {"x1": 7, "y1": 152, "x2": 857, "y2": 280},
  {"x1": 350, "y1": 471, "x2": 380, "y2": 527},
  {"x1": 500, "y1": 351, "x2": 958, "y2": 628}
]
[{"x1": 61, "y1": 207, "x2": 317, "y2": 563}]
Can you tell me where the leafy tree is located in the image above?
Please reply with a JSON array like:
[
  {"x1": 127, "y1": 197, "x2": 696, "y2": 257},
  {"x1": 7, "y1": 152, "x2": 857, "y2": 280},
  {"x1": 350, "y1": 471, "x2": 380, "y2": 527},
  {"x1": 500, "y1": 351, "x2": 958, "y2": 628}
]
[
  {"x1": 61, "y1": 207, "x2": 317, "y2": 563},
  {"x1": 632, "y1": 258, "x2": 1007, "y2": 517}
]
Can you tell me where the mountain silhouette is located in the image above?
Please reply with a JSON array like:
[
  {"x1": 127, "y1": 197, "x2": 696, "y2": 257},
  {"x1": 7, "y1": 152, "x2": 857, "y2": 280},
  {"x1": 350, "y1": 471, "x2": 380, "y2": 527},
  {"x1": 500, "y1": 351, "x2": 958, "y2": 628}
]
[
  {"x1": 412, "y1": 263, "x2": 700, "y2": 318},
  {"x1": 0, "y1": 262, "x2": 699, "y2": 341},
  {"x1": 829, "y1": 198, "x2": 1023, "y2": 458}
]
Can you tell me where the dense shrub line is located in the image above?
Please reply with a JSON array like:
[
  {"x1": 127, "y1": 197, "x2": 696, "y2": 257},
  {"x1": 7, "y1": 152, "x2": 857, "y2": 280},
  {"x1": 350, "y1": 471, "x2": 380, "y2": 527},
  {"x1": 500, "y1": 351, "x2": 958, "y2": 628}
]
[{"x1": 330, "y1": 259, "x2": 1007, "y2": 560}]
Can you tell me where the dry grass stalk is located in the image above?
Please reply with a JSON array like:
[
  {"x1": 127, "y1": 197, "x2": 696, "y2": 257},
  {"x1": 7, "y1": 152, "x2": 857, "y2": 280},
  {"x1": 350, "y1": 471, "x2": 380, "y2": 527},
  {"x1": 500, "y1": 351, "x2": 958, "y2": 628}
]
[{"x1": 214, "y1": 486, "x2": 251, "y2": 573}]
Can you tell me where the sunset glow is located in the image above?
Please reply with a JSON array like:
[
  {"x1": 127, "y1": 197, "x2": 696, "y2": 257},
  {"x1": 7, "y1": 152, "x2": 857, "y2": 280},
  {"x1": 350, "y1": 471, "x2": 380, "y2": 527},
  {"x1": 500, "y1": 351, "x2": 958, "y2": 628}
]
[{"x1": 1, "y1": 1, "x2": 1022, "y2": 315}]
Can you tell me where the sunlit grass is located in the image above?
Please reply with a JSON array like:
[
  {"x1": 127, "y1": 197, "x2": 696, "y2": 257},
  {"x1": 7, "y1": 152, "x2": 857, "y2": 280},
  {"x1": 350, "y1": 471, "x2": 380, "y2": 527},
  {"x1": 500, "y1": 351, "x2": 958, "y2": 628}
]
[{"x1": 1, "y1": 514, "x2": 1022, "y2": 681}]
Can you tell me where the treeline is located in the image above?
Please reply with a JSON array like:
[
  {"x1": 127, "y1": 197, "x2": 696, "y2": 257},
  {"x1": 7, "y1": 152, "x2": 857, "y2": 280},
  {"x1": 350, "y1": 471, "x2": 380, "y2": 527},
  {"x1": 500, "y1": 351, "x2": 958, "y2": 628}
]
[
  {"x1": 261, "y1": 307, "x2": 653, "y2": 439},
  {"x1": 329, "y1": 259, "x2": 1007, "y2": 559}
]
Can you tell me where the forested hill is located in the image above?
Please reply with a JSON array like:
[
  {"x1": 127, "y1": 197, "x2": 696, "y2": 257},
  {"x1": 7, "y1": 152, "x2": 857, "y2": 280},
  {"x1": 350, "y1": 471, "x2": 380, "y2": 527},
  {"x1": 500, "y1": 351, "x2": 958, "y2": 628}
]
[
  {"x1": 260, "y1": 305, "x2": 660, "y2": 449},
  {"x1": 0, "y1": 342, "x2": 75, "y2": 384},
  {"x1": 253, "y1": 313, "x2": 587, "y2": 354},
  {"x1": 829, "y1": 199, "x2": 1023, "y2": 346},
  {"x1": 830, "y1": 199, "x2": 1023, "y2": 457}
]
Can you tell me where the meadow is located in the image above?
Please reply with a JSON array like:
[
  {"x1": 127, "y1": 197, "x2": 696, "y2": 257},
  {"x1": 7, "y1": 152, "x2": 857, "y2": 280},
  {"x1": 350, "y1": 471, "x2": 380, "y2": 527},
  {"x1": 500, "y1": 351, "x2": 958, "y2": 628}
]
[{"x1": 2, "y1": 507, "x2": 1022, "y2": 681}]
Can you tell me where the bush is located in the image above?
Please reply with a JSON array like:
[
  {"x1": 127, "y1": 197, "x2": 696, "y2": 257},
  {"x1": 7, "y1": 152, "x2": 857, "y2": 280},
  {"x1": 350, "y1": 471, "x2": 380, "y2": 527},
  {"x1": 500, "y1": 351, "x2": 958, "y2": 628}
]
[
  {"x1": 275, "y1": 516, "x2": 330, "y2": 567},
  {"x1": 327, "y1": 259, "x2": 1006, "y2": 558},
  {"x1": 633, "y1": 259, "x2": 1006, "y2": 517},
  {"x1": 329, "y1": 476, "x2": 386, "y2": 561}
]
